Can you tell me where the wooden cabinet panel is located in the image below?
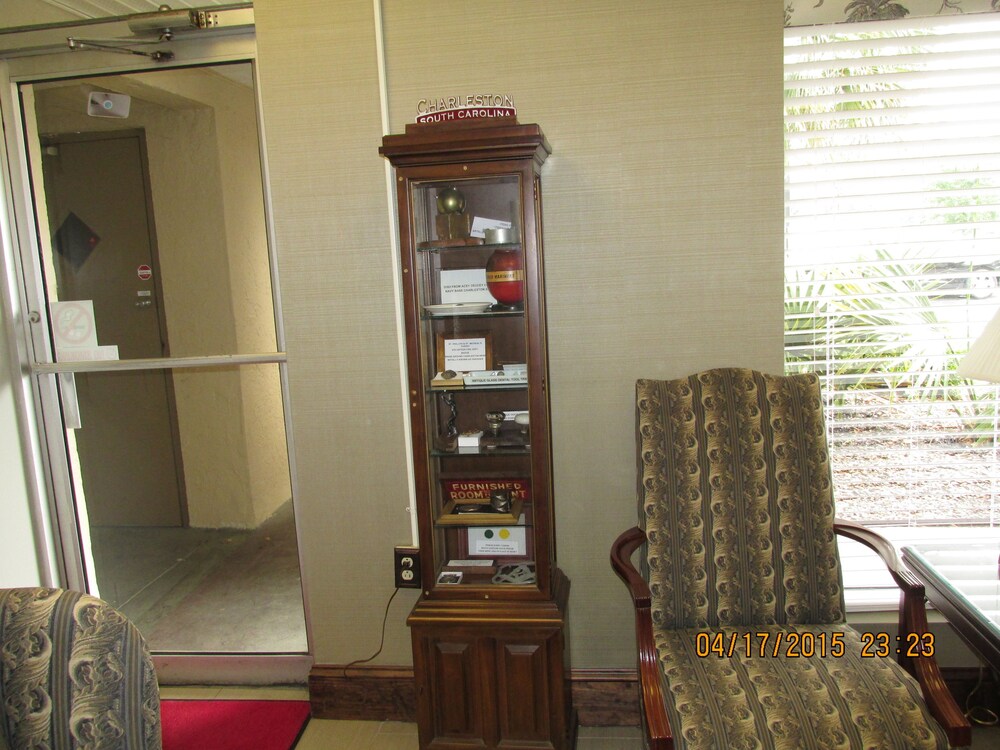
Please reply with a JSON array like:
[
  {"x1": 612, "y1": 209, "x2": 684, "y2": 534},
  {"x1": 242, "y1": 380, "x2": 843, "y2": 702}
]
[
  {"x1": 410, "y1": 591, "x2": 573, "y2": 749},
  {"x1": 430, "y1": 639, "x2": 483, "y2": 739},
  {"x1": 495, "y1": 640, "x2": 550, "y2": 741}
]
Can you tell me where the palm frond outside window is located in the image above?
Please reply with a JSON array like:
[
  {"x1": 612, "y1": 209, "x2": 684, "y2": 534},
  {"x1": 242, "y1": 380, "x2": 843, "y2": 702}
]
[{"x1": 785, "y1": 15, "x2": 1000, "y2": 525}]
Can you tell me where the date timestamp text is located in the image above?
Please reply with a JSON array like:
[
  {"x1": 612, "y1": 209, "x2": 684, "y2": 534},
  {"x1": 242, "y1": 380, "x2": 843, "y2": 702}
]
[
  {"x1": 694, "y1": 631, "x2": 935, "y2": 659},
  {"x1": 859, "y1": 631, "x2": 935, "y2": 658}
]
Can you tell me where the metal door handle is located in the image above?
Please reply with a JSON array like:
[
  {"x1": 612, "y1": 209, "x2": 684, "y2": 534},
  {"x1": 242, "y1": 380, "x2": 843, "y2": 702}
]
[
  {"x1": 59, "y1": 372, "x2": 82, "y2": 429},
  {"x1": 135, "y1": 299, "x2": 152, "y2": 308}
]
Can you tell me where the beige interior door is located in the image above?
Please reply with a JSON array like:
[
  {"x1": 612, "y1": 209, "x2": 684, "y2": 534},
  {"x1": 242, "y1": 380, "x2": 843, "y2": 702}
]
[{"x1": 42, "y1": 130, "x2": 186, "y2": 526}]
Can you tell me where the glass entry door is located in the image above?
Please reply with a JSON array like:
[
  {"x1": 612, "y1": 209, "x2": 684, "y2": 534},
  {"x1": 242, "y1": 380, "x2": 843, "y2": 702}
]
[{"x1": 15, "y1": 61, "x2": 308, "y2": 655}]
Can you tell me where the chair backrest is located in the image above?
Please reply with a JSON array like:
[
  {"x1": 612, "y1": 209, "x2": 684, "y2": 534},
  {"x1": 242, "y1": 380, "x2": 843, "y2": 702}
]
[
  {"x1": 0, "y1": 587, "x2": 161, "y2": 749},
  {"x1": 636, "y1": 368, "x2": 846, "y2": 629}
]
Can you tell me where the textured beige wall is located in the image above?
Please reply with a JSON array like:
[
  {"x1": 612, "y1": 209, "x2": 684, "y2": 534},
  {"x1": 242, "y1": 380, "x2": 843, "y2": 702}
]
[
  {"x1": 139, "y1": 68, "x2": 290, "y2": 528},
  {"x1": 255, "y1": 0, "x2": 417, "y2": 665},
  {"x1": 256, "y1": 0, "x2": 783, "y2": 669},
  {"x1": 0, "y1": 0, "x2": 78, "y2": 27},
  {"x1": 206, "y1": 74, "x2": 290, "y2": 526}
]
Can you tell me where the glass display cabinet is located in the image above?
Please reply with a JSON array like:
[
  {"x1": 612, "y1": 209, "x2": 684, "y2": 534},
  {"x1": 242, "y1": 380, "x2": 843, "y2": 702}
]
[{"x1": 380, "y1": 118, "x2": 574, "y2": 749}]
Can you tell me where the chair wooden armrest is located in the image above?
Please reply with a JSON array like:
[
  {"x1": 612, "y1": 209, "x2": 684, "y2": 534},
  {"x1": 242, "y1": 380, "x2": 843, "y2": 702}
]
[
  {"x1": 834, "y1": 519, "x2": 971, "y2": 748},
  {"x1": 610, "y1": 526, "x2": 672, "y2": 750},
  {"x1": 835, "y1": 518, "x2": 921, "y2": 593}
]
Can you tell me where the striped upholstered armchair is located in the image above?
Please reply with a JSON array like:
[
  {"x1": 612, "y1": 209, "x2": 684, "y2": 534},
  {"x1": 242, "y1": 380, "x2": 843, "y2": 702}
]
[
  {"x1": 611, "y1": 369, "x2": 970, "y2": 749},
  {"x1": 0, "y1": 587, "x2": 161, "y2": 749}
]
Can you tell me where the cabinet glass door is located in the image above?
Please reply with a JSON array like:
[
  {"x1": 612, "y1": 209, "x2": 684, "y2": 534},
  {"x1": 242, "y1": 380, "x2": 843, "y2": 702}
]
[{"x1": 408, "y1": 174, "x2": 537, "y2": 590}]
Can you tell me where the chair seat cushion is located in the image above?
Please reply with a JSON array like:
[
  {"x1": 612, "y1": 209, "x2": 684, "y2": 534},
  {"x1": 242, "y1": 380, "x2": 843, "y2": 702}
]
[{"x1": 655, "y1": 624, "x2": 948, "y2": 750}]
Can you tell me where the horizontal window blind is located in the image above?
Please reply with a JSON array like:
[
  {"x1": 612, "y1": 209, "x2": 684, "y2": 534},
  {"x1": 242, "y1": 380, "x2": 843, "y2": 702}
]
[{"x1": 784, "y1": 15, "x2": 1000, "y2": 526}]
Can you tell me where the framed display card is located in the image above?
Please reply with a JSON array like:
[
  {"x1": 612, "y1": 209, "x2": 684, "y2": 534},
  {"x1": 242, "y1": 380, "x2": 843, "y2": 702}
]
[{"x1": 436, "y1": 331, "x2": 492, "y2": 373}]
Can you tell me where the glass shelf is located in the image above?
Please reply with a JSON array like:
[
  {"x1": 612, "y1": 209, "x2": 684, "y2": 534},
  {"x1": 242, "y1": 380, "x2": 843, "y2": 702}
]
[
  {"x1": 436, "y1": 515, "x2": 535, "y2": 529},
  {"x1": 436, "y1": 498, "x2": 526, "y2": 526},
  {"x1": 417, "y1": 241, "x2": 523, "y2": 253},
  {"x1": 421, "y1": 309, "x2": 523, "y2": 321},
  {"x1": 428, "y1": 384, "x2": 528, "y2": 394},
  {"x1": 430, "y1": 446, "x2": 531, "y2": 458}
]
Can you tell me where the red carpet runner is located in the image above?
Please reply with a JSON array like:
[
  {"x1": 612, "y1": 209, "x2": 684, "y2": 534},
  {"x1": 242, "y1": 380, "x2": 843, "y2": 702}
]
[{"x1": 161, "y1": 700, "x2": 311, "y2": 750}]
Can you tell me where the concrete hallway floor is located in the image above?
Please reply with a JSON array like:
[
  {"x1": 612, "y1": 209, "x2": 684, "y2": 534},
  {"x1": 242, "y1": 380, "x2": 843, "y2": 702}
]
[{"x1": 90, "y1": 501, "x2": 307, "y2": 653}]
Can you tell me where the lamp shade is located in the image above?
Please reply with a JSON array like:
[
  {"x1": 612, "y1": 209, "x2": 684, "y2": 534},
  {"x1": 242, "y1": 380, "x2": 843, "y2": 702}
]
[{"x1": 958, "y1": 307, "x2": 1000, "y2": 383}]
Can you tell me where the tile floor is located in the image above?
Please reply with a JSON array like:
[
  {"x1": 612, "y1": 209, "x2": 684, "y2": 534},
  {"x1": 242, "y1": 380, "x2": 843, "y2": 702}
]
[{"x1": 161, "y1": 686, "x2": 1000, "y2": 749}]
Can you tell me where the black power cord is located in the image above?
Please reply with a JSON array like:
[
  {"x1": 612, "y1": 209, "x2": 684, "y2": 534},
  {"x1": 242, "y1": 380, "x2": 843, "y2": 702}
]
[
  {"x1": 342, "y1": 587, "x2": 401, "y2": 671},
  {"x1": 965, "y1": 664, "x2": 999, "y2": 726}
]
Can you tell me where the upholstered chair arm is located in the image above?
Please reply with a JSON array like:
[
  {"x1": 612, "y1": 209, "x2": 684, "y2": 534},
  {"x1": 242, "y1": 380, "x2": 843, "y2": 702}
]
[
  {"x1": 833, "y1": 520, "x2": 971, "y2": 747},
  {"x1": 610, "y1": 526, "x2": 672, "y2": 750},
  {"x1": 0, "y1": 588, "x2": 161, "y2": 750}
]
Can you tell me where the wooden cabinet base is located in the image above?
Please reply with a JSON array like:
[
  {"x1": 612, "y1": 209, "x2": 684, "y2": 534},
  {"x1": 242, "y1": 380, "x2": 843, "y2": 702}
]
[{"x1": 408, "y1": 570, "x2": 575, "y2": 749}]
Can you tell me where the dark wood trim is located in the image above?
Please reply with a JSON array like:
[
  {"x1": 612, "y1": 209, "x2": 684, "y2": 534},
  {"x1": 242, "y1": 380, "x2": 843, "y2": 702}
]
[
  {"x1": 308, "y1": 664, "x2": 416, "y2": 721},
  {"x1": 568, "y1": 668, "x2": 640, "y2": 727},
  {"x1": 939, "y1": 666, "x2": 1000, "y2": 713},
  {"x1": 309, "y1": 664, "x2": 637, "y2": 725},
  {"x1": 309, "y1": 663, "x2": 987, "y2": 727}
]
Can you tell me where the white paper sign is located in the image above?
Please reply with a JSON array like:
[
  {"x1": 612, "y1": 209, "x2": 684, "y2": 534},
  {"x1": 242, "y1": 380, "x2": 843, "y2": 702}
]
[
  {"x1": 56, "y1": 345, "x2": 120, "y2": 362},
  {"x1": 443, "y1": 337, "x2": 487, "y2": 372},
  {"x1": 50, "y1": 300, "x2": 120, "y2": 362},
  {"x1": 470, "y1": 216, "x2": 512, "y2": 239},
  {"x1": 51, "y1": 300, "x2": 98, "y2": 349},
  {"x1": 468, "y1": 526, "x2": 527, "y2": 556},
  {"x1": 440, "y1": 268, "x2": 496, "y2": 304}
]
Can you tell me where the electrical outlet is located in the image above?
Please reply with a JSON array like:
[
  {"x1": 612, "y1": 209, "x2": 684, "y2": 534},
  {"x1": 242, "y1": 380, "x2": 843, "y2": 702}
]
[{"x1": 394, "y1": 546, "x2": 421, "y2": 588}]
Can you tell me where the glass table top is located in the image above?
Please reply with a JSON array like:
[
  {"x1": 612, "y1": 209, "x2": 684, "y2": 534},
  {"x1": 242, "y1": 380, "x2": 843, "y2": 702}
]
[{"x1": 902, "y1": 541, "x2": 1000, "y2": 638}]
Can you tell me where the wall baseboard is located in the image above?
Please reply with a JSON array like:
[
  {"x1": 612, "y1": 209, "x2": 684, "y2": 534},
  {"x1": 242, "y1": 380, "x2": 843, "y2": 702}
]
[
  {"x1": 568, "y1": 669, "x2": 640, "y2": 726},
  {"x1": 309, "y1": 664, "x2": 416, "y2": 722},
  {"x1": 940, "y1": 666, "x2": 999, "y2": 713},
  {"x1": 309, "y1": 663, "x2": 986, "y2": 726},
  {"x1": 309, "y1": 664, "x2": 640, "y2": 726}
]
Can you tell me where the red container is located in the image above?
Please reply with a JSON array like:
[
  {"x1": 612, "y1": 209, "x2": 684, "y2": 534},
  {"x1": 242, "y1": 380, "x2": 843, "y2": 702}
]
[{"x1": 486, "y1": 247, "x2": 524, "y2": 306}]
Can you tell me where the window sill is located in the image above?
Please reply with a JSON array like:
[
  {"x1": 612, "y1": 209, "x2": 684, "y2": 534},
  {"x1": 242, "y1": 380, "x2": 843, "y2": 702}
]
[{"x1": 841, "y1": 524, "x2": 998, "y2": 613}]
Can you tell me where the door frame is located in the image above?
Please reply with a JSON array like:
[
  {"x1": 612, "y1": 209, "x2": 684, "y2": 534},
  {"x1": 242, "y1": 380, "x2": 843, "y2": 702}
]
[{"x1": 0, "y1": 14, "x2": 312, "y2": 681}]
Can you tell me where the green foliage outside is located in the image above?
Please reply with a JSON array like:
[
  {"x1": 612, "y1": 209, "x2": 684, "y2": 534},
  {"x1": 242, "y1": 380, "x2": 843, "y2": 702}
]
[{"x1": 785, "y1": 34, "x2": 1000, "y2": 436}]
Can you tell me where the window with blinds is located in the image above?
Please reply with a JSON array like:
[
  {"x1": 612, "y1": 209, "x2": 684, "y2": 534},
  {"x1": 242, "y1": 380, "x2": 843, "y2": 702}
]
[{"x1": 784, "y1": 14, "x2": 1000, "y2": 527}]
